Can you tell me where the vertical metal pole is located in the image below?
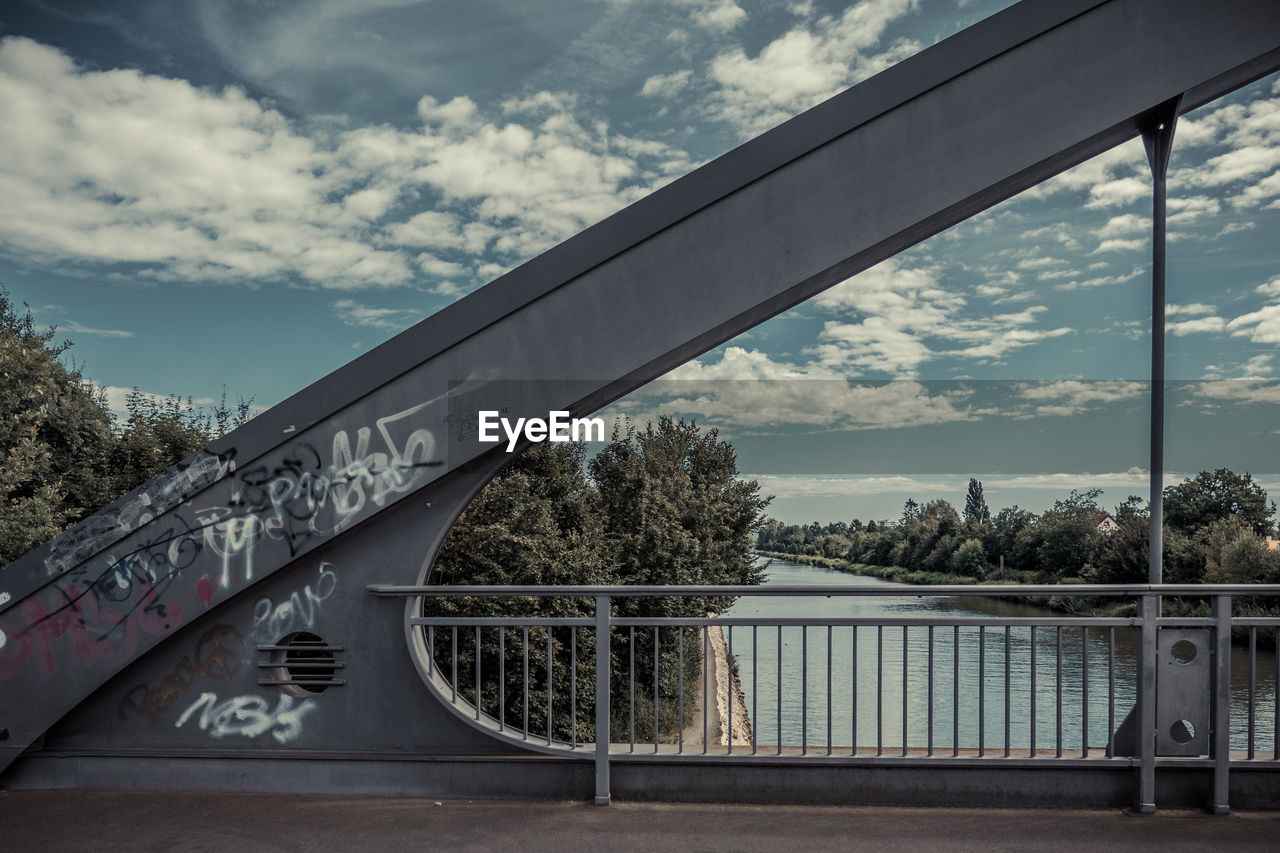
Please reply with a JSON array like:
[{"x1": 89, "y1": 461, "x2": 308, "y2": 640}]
[
  {"x1": 595, "y1": 595, "x2": 611, "y2": 806},
  {"x1": 1137, "y1": 593, "x2": 1159, "y2": 813},
  {"x1": 1211, "y1": 595, "x2": 1231, "y2": 815},
  {"x1": 1142, "y1": 97, "x2": 1180, "y2": 590},
  {"x1": 802, "y1": 625, "x2": 809, "y2": 756},
  {"x1": 928, "y1": 625, "x2": 935, "y2": 757}
]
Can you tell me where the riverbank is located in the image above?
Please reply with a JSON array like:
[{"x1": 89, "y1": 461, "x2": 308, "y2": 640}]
[
  {"x1": 680, "y1": 623, "x2": 752, "y2": 747},
  {"x1": 752, "y1": 550, "x2": 1135, "y2": 618}
]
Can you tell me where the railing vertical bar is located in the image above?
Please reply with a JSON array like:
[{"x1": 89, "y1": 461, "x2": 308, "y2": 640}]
[
  {"x1": 1107, "y1": 627, "x2": 1115, "y2": 758},
  {"x1": 777, "y1": 627, "x2": 782, "y2": 756},
  {"x1": 628, "y1": 626, "x2": 635, "y2": 753},
  {"x1": 928, "y1": 625, "x2": 935, "y2": 757},
  {"x1": 594, "y1": 595, "x2": 611, "y2": 806},
  {"x1": 902, "y1": 625, "x2": 909, "y2": 757},
  {"x1": 1030, "y1": 626, "x2": 1037, "y2": 758},
  {"x1": 876, "y1": 625, "x2": 883, "y2": 757},
  {"x1": 571, "y1": 627, "x2": 578, "y2": 748},
  {"x1": 852, "y1": 626, "x2": 858, "y2": 757},
  {"x1": 1211, "y1": 595, "x2": 1231, "y2": 814},
  {"x1": 499, "y1": 627, "x2": 506, "y2": 733},
  {"x1": 1275, "y1": 626, "x2": 1279, "y2": 761},
  {"x1": 546, "y1": 628, "x2": 554, "y2": 746},
  {"x1": 827, "y1": 625, "x2": 833, "y2": 757},
  {"x1": 978, "y1": 625, "x2": 985, "y2": 757},
  {"x1": 1004, "y1": 624, "x2": 1011, "y2": 758},
  {"x1": 475, "y1": 625, "x2": 482, "y2": 722},
  {"x1": 1248, "y1": 626, "x2": 1257, "y2": 760},
  {"x1": 728, "y1": 626, "x2": 735, "y2": 755},
  {"x1": 1137, "y1": 594, "x2": 1158, "y2": 813},
  {"x1": 523, "y1": 627, "x2": 530, "y2": 741},
  {"x1": 952, "y1": 625, "x2": 959, "y2": 758},
  {"x1": 1081, "y1": 626, "x2": 1089, "y2": 758},
  {"x1": 678, "y1": 627, "x2": 685, "y2": 755},
  {"x1": 752, "y1": 626, "x2": 759, "y2": 756},
  {"x1": 452, "y1": 625, "x2": 458, "y2": 705},
  {"x1": 653, "y1": 626, "x2": 660, "y2": 754},
  {"x1": 1056, "y1": 625, "x2": 1063, "y2": 759},
  {"x1": 702, "y1": 627, "x2": 709, "y2": 755},
  {"x1": 802, "y1": 625, "x2": 809, "y2": 756},
  {"x1": 427, "y1": 625, "x2": 434, "y2": 677}
]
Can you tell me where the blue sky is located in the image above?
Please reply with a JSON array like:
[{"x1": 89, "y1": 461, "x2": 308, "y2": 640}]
[{"x1": 2, "y1": 0, "x2": 1278, "y2": 523}]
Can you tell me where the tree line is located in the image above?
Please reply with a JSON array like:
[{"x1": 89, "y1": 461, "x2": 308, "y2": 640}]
[
  {"x1": 0, "y1": 288, "x2": 253, "y2": 566},
  {"x1": 426, "y1": 420, "x2": 768, "y2": 742},
  {"x1": 755, "y1": 473, "x2": 1280, "y2": 587}
]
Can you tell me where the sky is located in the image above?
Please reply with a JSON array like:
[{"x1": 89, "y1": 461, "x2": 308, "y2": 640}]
[{"x1": 1, "y1": 0, "x2": 1279, "y2": 524}]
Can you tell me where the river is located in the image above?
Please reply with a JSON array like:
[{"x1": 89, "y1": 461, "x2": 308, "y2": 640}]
[{"x1": 724, "y1": 558, "x2": 1277, "y2": 753}]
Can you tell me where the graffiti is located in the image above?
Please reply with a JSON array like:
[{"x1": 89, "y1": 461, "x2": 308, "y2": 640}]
[
  {"x1": 175, "y1": 691, "x2": 316, "y2": 744},
  {"x1": 42, "y1": 449, "x2": 236, "y2": 577},
  {"x1": 251, "y1": 563, "x2": 338, "y2": 644},
  {"x1": 0, "y1": 573, "x2": 182, "y2": 682},
  {"x1": 118, "y1": 624, "x2": 247, "y2": 723},
  {"x1": 3, "y1": 402, "x2": 438, "y2": 685}
]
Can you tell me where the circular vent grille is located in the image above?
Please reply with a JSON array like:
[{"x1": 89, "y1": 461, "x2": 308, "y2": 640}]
[{"x1": 267, "y1": 631, "x2": 342, "y2": 695}]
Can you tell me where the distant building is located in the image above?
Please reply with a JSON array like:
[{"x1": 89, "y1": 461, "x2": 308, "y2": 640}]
[
  {"x1": 880, "y1": 519, "x2": 901, "y2": 529},
  {"x1": 1265, "y1": 537, "x2": 1279, "y2": 552},
  {"x1": 1092, "y1": 513, "x2": 1120, "y2": 535}
]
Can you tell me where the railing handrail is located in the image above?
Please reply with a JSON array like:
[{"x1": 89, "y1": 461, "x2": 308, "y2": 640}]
[{"x1": 372, "y1": 582, "x2": 1280, "y2": 598}]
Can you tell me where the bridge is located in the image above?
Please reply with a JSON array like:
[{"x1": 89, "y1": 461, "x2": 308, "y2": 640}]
[{"x1": 2, "y1": 0, "x2": 1279, "y2": 813}]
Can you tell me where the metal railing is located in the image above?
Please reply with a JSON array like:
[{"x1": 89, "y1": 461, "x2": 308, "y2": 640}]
[{"x1": 369, "y1": 583, "x2": 1280, "y2": 810}]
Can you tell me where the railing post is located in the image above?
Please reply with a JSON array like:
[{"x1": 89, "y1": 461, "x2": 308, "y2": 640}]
[
  {"x1": 1136, "y1": 593, "x2": 1158, "y2": 813},
  {"x1": 595, "y1": 594, "x2": 611, "y2": 806},
  {"x1": 1211, "y1": 595, "x2": 1231, "y2": 815}
]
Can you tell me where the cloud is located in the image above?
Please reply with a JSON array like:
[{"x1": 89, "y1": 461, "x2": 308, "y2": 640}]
[
  {"x1": 689, "y1": 1, "x2": 747, "y2": 32},
  {"x1": 640, "y1": 69, "x2": 693, "y2": 98},
  {"x1": 333, "y1": 298, "x2": 421, "y2": 331},
  {"x1": 1167, "y1": 316, "x2": 1226, "y2": 336},
  {"x1": 1227, "y1": 303, "x2": 1280, "y2": 343},
  {"x1": 706, "y1": 0, "x2": 920, "y2": 137},
  {"x1": 806, "y1": 258, "x2": 1073, "y2": 374},
  {"x1": 0, "y1": 37, "x2": 695, "y2": 293},
  {"x1": 56, "y1": 319, "x2": 135, "y2": 339},
  {"x1": 648, "y1": 347, "x2": 981, "y2": 430},
  {"x1": 1013, "y1": 380, "x2": 1148, "y2": 418},
  {"x1": 1167, "y1": 303, "x2": 1216, "y2": 317}
]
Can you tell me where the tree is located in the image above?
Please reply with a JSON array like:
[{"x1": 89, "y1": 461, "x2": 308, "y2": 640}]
[
  {"x1": 901, "y1": 498, "x2": 920, "y2": 523},
  {"x1": 1164, "y1": 469, "x2": 1275, "y2": 538},
  {"x1": 0, "y1": 288, "x2": 115, "y2": 565},
  {"x1": 430, "y1": 417, "x2": 769, "y2": 742},
  {"x1": 963, "y1": 478, "x2": 991, "y2": 526},
  {"x1": 1, "y1": 285, "x2": 255, "y2": 568}
]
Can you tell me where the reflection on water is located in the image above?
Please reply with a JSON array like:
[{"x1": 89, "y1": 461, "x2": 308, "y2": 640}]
[{"x1": 725, "y1": 560, "x2": 1277, "y2": 752}]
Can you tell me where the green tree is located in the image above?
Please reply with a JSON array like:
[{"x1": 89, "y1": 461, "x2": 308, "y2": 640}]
[
  {"x1": 1, "y1": 285, "x2": 254, "y2": 568},
  {"x1": 1164, "y1": 469, "x2": 1275, "y2": 538},
  {"x1": 963, "y1": 478, "x2": 991, "y2": 527},
  {"x1": 0, "y1": 289, "x2": 115, "y2": 564},
  {"x1": 429, "y1": 417, "x2": 769, "y2": 742}
]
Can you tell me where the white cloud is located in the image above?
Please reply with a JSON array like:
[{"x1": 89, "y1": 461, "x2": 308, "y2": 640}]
[
  {"x1": 1255, "y1": 275, "x2": 1280, "y2": 300},
  {"x1": 0, "y1": 37, "x2": 696, "y2": 293},
  {"x1": 1167, "y1": 316, "x2": 1226, "y2": 336},
  {"x1": 1013, "y1": 380, "x2": 1147, "y2": 418},
  {"x1": 809, "y1": 258, "x2": 1071, "y2": 374},
  {"x1": 649, "y1": 349, "x2": 983, "y2": 430},
  {"x1": 689, "y1": 1, "x2": 747, "y2": 32},
  {"x1": 1167, "y1": 303, "x2": 1216, "y2": 316},
  {"x1": 333, "y1": 298, "x2": 421, "y2": 331},
  {"x1": 706, "y1": 0, "x2": 920, "y2": 137},
  {"x1": 57, "y1": 319, "x2": 135, "y2": 339},
  {"x1": 1227, "y1": 302, "x2": 1280, "y2": 344},
  {"x1": 640, "y1": 69, "x2": 693, "y2": 98}
]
